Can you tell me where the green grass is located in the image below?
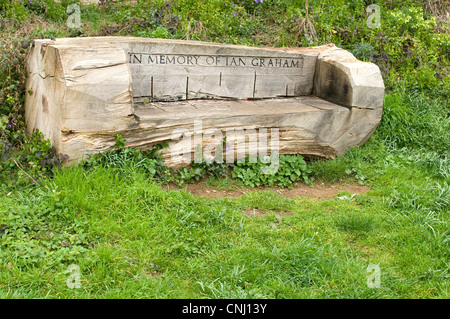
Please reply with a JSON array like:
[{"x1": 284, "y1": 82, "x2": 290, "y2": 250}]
[
  {"x1": 203, "y1": 175, "x2": 244, "y2": 190},
  {"x1": 1, "y1": 143, "x2": 448, "y2": 298}
]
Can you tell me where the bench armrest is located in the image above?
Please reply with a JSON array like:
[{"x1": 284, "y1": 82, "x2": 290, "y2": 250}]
[{"x1": 313, "y1": 45, "x2": 385, "y2": 109}]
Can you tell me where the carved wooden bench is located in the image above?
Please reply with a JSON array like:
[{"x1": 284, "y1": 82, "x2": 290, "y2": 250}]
[{"x1": 25, "y1": 37, "x2": 384, "y2": 166}]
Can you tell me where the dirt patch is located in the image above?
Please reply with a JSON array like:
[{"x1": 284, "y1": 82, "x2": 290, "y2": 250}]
[
  {"x1": 272, "y1": 183, "x2": 370, "y2": 199},
  {"x1": 164, "y1": 180, "x2": 370, "y2": 200}
]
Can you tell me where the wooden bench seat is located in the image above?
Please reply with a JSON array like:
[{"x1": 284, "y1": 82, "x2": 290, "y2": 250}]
[{"x1": 25, "y1": 37, "x2": 384, "y2": 166}]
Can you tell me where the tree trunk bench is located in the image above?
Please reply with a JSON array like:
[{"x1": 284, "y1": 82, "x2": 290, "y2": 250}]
[{"x1": 25, "y1": 37, "x2": 384, "y2": 167}]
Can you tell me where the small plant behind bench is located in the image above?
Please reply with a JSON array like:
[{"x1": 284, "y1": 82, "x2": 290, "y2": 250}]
[{"x1": 232, "y1": 154, "x2": 312, "y2": 188}]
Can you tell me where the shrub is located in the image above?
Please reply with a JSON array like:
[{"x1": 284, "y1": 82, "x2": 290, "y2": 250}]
[{"x1": 352, "y1": 41, "x2": 376, "y2": 61}]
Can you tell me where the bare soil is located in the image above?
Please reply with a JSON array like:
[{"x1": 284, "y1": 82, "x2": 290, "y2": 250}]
[{"x1": 163, "y1": 180, "x2": 370, "y2": 200}]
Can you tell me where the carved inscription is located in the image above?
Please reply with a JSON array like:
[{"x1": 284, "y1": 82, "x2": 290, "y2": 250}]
[
  {"x1": 127, "y1": 51, "x2": 315, "y2": 100},
  {"x1": 128, "y1": 53, "x2": 303, "y2": 68}
]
